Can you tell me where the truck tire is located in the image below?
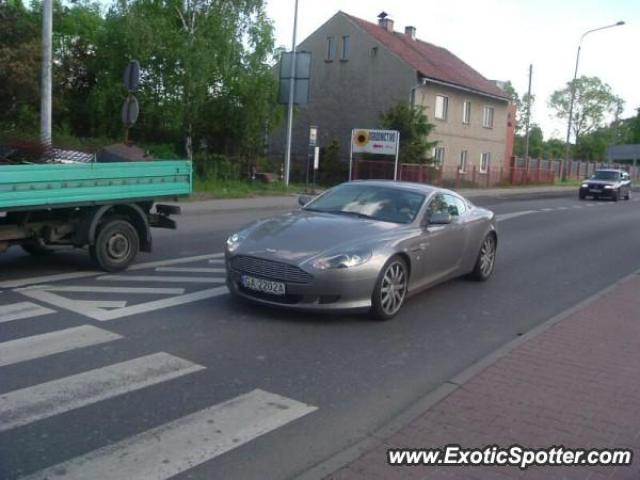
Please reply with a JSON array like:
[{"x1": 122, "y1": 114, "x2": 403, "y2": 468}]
[
  {"x1": 90, "y1": 219, "x2": 139, "y2": 272},
  {"x1": 21, "y1": 238, "x2": 54, "y2": 256}
]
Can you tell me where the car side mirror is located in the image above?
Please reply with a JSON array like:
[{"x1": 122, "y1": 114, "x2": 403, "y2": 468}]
[
  {"x1": 298, "y1": 195, "x2": 313, "y2": 207},
  {"x1": 428, "y1": 212, "x2": 452, "y2": 225}
]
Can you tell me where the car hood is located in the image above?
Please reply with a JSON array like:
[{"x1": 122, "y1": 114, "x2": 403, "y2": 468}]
[
  {"x1": 585, "y1": 179, "x2": 618, "y2": 186},
  {"x1": 233, "y1": 210, "x2": 403, "y2": 264}
]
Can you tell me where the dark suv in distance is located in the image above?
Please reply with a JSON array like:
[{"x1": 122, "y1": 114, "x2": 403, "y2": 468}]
[{"x1": 579, "y1": 169, "x2": 632, "y2": 201}]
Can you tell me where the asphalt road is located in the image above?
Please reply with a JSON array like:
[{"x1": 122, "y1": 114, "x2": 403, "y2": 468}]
[{"x1": 1, "y1": 192, "x2": 640, "y2": 480}]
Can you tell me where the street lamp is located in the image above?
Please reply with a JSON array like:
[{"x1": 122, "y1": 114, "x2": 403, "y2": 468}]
[
  {"x1": 283, "y1": 0, "x2": 300, "y2": 187},
  {"x1": 563, "y1": 21, "x2": 625, "y2": 178}
]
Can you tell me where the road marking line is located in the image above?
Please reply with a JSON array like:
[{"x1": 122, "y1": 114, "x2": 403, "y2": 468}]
[
  {"x1": 540, "y1": 208, "x2": 554, "y2": 211},
  {"x1": 496, "y1": 210, "x2": 536, "y2": 222},
  {"x1": 557, "y1": 206, "x2": 569, "y2": 210},
  {"x1": 20, "y1": 389, "x2": 317, "y2": 480},
  {"x1": 155, "y1": 267, "x2": 225, "y2": 274},
  {"x1": 0, "y1": 302, "x2": 55, "y2": 324},
  {"x1": 572, "y1": 205, "x2": 582, "y2": 208},
  {"x1": 0, "y1": 272, "x2": 101, "y2": 289},
  {"x1": 19, "y1": 286, "x2": 228, "y2": 321},
  {"x1": 98, "y1": 275, "x2": 225, "y2": 284},
  {"x1": 0, "y1": 352, "x2": 204, "y2": 432},
  {"x1": 19, "y1": 285, "x2": 186, "y2": 295},
  {"x1": 92, "y1": 286, "x2": 229, "y2": 321},
  {"x1": 0, "y1": 253, "x2": 225, "y2": 288},
  {"x1": 208, "y1": 259, "x2": 224, "y2": 264},
  {"x1": 0, "y1": 325, "x2": 122, "y2": 368},
  {"x1": 127, "y1": 253, "x2": 225, "y2": 271}
]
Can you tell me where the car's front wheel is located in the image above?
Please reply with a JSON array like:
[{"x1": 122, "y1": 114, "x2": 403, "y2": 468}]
[
  {"x1": 469, "y1": 233, "x2": 497, "y2": 281},
  {"x1": 371, "y1": 256, "x2": 408, "y2": 321}
]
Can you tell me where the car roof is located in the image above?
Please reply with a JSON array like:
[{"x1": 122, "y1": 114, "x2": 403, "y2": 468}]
[
  {"x1": 595, "y1": 168, "x2": 625, "y2": 173},
  {"x1": 347, "y1": 180, "x2": 454, "y2": 196}
]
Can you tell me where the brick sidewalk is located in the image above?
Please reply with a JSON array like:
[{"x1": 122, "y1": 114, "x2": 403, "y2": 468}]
[{"x1": 324, "y1": 273, "x2": 640, "y2": 480}]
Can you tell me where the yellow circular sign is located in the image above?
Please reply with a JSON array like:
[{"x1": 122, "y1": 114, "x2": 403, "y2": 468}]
[{"x1": 354, "y1": 130, "x2": 369, "y2": 147}]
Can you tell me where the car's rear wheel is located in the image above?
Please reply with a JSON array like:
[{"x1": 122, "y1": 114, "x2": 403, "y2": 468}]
[
  {"x1": 90, "y1": 219, "x2": 139, "y2": 272},
  {"x1": 470, "y1": 233, "x2": 497, "y2": 281},
  {"x1": 371, "y1": 256, "x2": 408, "y2": 321}
]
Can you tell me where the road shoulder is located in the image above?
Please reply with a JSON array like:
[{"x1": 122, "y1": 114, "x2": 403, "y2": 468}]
[{"x1": 298, "y1": 269, "x2": 640, "y2": 480}]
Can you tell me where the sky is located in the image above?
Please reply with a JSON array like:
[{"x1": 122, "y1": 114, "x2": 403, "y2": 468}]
[{"x1": 265, "y1": 0, "x2": 639, "y2": 140}]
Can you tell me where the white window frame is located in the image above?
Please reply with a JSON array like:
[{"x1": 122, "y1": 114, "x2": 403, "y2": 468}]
[
  {"x1": 459, "y1": 150, "x2": 468, "y2": 173},
  {"x1": 480, "y1": 152, "x2": 490, "y2": 173},
  {"x1": 433, "y1": 147, "x2": 445, "y2": 167},
  {"x1": 326, "y1": 36, "x2": 336, "y2": 61},
  {"x1": 340, "y1": 35, "x2": 351, "y2": 60},
  {"x1": 482, "y1": 106, "x2": 494, "y2": 128},
  {"x1": 435, "y1": 95, "x2": 448, "y2": 121},
  {"x1": 462, "y1": 101, "x2": 471, "y2": 125}
]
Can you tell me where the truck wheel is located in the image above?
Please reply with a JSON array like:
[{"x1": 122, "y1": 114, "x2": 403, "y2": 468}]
[
  {"x1": 90, "y1": 219, "x2": 139, "y2": 272},
  {"x1": 22, "y1": 239, "x2": 54, "y2": 256}
]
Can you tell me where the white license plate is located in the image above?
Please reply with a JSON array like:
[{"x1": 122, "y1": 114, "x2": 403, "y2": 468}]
[
  {"x1": 590, "y1": 189, "x2": 601, "y2": 193},
  {"x1": 241, "y1": 275, "x2": 286, "y2": 295}
]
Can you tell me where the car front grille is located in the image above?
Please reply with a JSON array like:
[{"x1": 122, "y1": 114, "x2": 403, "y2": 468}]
[{"x1": 230, "y1": 255, "x2": 313, "y2": 284}]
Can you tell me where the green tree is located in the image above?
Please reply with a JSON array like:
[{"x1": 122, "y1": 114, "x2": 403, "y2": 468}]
[
  {"x1": 379, "y1": 102, "x2": 436, "y2": 164},
  {"x1": 549, "y1": 75, "x2": 623, "y2": 144},
  {"x1": 0, "y1": 0, "x2": 40, "y2": 129}
]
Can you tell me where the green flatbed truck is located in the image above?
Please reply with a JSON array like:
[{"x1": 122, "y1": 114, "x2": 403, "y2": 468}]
[{"x1": 0, "y1": 160, "x2": 192, "y2": 271}]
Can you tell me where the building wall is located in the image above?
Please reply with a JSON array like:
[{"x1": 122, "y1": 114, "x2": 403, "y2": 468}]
[
  {"x1": 414, "y1": 82, "x2": 510, "y2": 173},
  {"x1": 269, "y1": 13, "x2": 417, "y2": 162}
]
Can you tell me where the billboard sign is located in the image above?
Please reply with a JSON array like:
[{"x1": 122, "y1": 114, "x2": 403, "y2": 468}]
[{"x1": 351, "y1": 129, "x2": 399, "y2": 155}]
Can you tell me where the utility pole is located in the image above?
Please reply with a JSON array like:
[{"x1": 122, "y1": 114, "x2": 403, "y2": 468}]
[
  {"x1": 283, "y1": 0, "x2": 299, "y2": 186},
  {"x1": 524, "y1": 64, "x2": 533, "y2": 161},
  {"x1": 40, "y1": 0, "x2": 53, "y2": 146}
]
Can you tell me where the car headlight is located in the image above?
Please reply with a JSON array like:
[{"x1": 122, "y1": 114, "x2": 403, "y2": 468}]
[
  {"x1": 311, "y1": 250, "x2": 372, "y2": 270},
  {"x1": 581, "y1": 183, "x2": 588, "y2": 188},
  {"x1": 226, "y1": 232, "x2": 246, "y2": 253},
  {"x1": 604, "y1": 185, "x2": 613, "y2": 189}
]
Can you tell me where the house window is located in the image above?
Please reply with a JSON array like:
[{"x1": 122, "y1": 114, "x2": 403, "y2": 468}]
[
  {"x1": 435, "y1": 95, "x2": 448, "y2": 120},
  {"x1": 480, "y1": 152, "x2": 490, "y2": 173},
  {"x1": 433, "y1": 147, "x2": 445, "y2": 167},
  {"x1": 459, "y1": 150, "x2": 468, "y2": 173},
  {"x1": 326, "y1": 37, "x2": 336, "y2": 61},
  {"x1": 462, "y1": 101, "x2": 471, "y2": 124},
  {"x1": 341, "y1": 35, "x2": 351, "y2": 60},
  {"x1": 482, "y1": 106, "x2": 494, "y2": 128}
]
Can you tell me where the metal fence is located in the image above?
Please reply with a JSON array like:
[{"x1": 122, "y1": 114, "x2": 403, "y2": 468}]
[{"x1": 352, "y1": 158, "x2": 640, "y2": 188}]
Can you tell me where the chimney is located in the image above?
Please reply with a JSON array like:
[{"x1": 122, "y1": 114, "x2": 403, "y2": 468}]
[
  {"x1": 377, "y1": 11, "x2": 394, "y2": 32},
  {"x1": 405, "y1": 26, "x2": 416, "y2": 40}
]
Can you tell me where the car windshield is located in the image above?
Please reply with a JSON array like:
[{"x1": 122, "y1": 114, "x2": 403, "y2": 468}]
[
  {"x1": 304, "y1": 184, "x2": 425, "y2": 224},
  {"x1": 591, "y1": 171, "x2": 620, "y2": 181}
]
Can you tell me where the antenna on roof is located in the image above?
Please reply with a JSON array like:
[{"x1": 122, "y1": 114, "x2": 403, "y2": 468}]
[{"x1": 377, "y1": 11, "x2": 388, "y2": 20}]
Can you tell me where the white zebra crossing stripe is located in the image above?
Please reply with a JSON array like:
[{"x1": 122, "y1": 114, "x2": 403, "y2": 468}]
[
  {"x1": 0, "y1": 252, "x2": 225, "y2": 288},
  {"x1": 19, "y1": 286, "x2": 228, "y2": 321},
  {"x1": 155, "y1": 267, "x2": 226, "y2": 274},
  {"x1": 20, "y1": 285, "x2": 186, "y2": 295},
  {"x1": 20, "y1": 389, "x2": 317, "y2": 480},
  {"x1": 0, "y1": 325, "x2": 122, "y2": 367},
  {"x1": 0, "y1": 352, "x2": 204, "y2": 432},
  {"x1": 0, "y1": 302, "x2": 55, "y2": 323},
  {"x1": 98, "y1": 275, "x2": 226, "y2": 284}
]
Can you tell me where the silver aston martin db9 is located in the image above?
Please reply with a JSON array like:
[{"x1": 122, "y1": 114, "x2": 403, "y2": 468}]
[{"x1": 225, "y1": 180, "x2": 497, "y2": 320}]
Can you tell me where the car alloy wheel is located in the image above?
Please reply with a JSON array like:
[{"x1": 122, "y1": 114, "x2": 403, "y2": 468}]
[
  {"x1": 479, "y1": 235, "x2": 496, "y2": 277},
  {"x1": 470, "y1": 233, "x2": 496, "y2": 281},
  {"x1": 371, "y1": 256, "x2": 408, "y2": 320}
]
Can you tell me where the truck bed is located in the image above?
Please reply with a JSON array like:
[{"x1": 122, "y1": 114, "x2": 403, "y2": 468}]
[{"x1": 0, "y1": 161, "x2": 192, "y2": 212}]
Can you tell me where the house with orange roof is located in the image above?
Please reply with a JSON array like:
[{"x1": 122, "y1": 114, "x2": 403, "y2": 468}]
[{"x1": 269, "y1": 11, "x2": 516, "y2": 177}]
